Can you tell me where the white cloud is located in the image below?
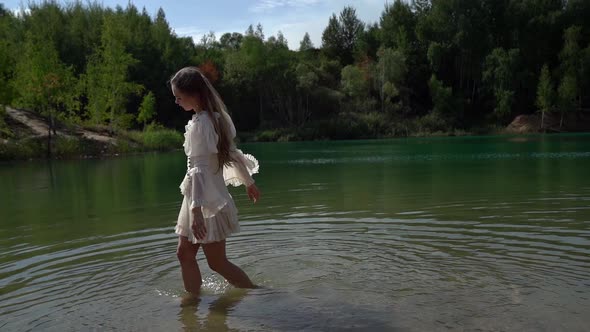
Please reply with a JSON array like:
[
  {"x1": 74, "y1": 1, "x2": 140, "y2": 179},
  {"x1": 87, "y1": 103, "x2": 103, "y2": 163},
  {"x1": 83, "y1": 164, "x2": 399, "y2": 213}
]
[
  {"x1": 173, "y1": 26, "x2": 207, "y2": 44},
  {"x1": 249, "y1": 0, "x2": 321, "y2": 13},
  {"x1": 266, "y1": 17, "x2": 327, "y2": 50},
  {"x1": 11, "y1": 7, "x2": 31, "y2": 17},
  {"x1": 178, "y1": 0, "x2": 388, "y2": 51}
]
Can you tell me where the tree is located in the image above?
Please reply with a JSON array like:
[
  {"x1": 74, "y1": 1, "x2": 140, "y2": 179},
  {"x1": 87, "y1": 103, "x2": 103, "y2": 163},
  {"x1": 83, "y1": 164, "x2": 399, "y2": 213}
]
[
  {"x1": 322, "y1": 14, "x2": 341, "y2": 57},
  {"x1": 559, "y1": 25, "x2": 583, "y2": 114},
  {"x1": 558, "y1": 74, "x2": 576, "y2": 128},
  {"x1": 12, "y1": 31, "x2": 78, "y2": 156},
  {"x1": 0, "y1": 7, "x2": 17, "y2": 104},
  {"x1": 83, "y1": 14, "x2": 143, "y2": 130},
  {"x1": 295, "y1": 63, "x2": 318, "y2": 122},
  {"x1": 321, "y1": 6, "x2": 364, "y2": 65},
  {"x1": 375, "y1": 47, "x2": 407, "y2": 112},
  {"x1": 536, "y1": 64, "x2": 554, "y2": 130},
  {"x1": 245, "y1": 24, "x2": 255, "y2": 37},
  {"x1": 341, "y1": 64, "x2": 375, "y2": 113},
  {"x1": 355, "y1": 22, "x2": 380, "y2": 60},
  {"x1": 341, "y1": 65, "x2": 367, "y2": 98},
  {"x1": 223, "y1": 35, "x2": 268, "y2": 125},
  {"x1": 276, "y1": 31, "x2": 288, "y2": 48},
  {"x1": 220, "y1": 32, "x2": 243, "y2": 50},
  {"x1": 255, "y1": 23, "x2": 265, "y2": 40},
  {"x1": 137, "y1": 91, "x2": 156, "y2": 129},
  {"x1": 299, "y1": 32, "x2": 314, "y2": 52},
  {"x1": 482, "y1": 48, "x2": 520, "y2": 121},
  {"x1": 380, "y1": 0, "x2": 416, "y2": 52},
  {"x1": 200, "y1": 31, "x2": 218, "y2": 49},
  {"x1": 428, "y1": 74, "x2": 458, "y2": 124}
]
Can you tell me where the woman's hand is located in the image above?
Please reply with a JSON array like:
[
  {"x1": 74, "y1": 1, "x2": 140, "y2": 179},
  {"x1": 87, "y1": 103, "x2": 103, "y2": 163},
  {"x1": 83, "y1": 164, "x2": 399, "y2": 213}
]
[
  {"x1": 191, "y1": 208, "x2": 207, "y2": 240},
  {"x1": 247, "y1": 183, "x2": 260, "y2": 203}
]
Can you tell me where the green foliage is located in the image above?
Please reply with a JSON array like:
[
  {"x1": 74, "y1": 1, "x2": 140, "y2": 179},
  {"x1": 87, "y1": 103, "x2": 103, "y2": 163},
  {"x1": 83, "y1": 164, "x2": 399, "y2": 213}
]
[
  {"x1": 0, "y1": 137, "x2": 43, "y2": 161},
  {"x1": 375, "y1": 47, "x2": 407, "y2": 112},
  {"x1": 0, "y1": 9, "x2": 16, "y2": 104},
  {"x1": 536, "y1": 64, "x2": 554, "y2": 128},
  {"x1": 341, "y1": 65, "x2": 367, "y2": 98},
  {"x1": 299, "y1": 32, "x2": 314, "y2": 52},
  {"x1": 321, "y1": 6, "x2": 364, "y2": 65},
  {"x1": 0, "y1": 105, "x2": 12, "y2": 138},
  {"x1": 220, "y1": 32, "x2": 243, "y2": 50},
  {"x1": 83, "y1": 13, "x2": 143, "y2": 129},
  {"x1": 482, "y1": 48, "x2": 520, "y2": 121},
  {"x1": 137, "y1": 91, "x2": 156, "y2": 128},
  {"x1": 558, "y1": 74, "x2": 577, "y2": 128},
  {"x1": 379, "y1": 0, "x2": 415, "y2": 52},
  {"x1": 12, "y1": 28, "x2": 79, "y2": 128},
  {"x1": 428, "y1": 75, "x2": 459, "y2": 124},
  {"x1": 415, "y1": 112, "x2": 449, "y2": 134},
  {"x1": 54, "y1": 136, "x2": 83, "y2": 157},
  {"x1": 140, "y1": 127, "x2": 183, "y2": 151},
  {"x1": 560, "y1": 26, "x2": 582, "y2": 76}
]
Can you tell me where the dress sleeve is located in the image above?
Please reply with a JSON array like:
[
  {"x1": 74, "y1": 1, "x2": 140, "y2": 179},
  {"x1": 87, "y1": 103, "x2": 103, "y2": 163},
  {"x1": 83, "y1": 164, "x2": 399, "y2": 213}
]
[
  {"x1": 218, "y1": 112, "x2": 260, "y2": 187},
  {"x1": 223, "y1": 149, "x2": 259, "y2": 187}
]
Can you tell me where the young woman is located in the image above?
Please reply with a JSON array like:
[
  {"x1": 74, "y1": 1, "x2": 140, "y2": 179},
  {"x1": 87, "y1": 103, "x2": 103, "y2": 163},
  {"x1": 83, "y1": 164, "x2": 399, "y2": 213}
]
[{"x1": 170, "y1": 67, "x2": 260, "y2": 299}]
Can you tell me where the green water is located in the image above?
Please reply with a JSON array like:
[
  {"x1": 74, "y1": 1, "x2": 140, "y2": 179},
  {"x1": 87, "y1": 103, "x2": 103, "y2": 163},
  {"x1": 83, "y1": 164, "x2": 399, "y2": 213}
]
[{"x1": 1, "y1": 134, "x2": 589, "y2": 331}]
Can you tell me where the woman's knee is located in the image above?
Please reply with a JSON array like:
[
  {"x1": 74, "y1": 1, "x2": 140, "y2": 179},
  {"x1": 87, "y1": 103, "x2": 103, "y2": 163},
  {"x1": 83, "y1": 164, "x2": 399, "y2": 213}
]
[
  {"x1": 177, "y1": 239, "x2": 197, "y2": 263},
  {"x1": 207, "y1": 257, "x2": 229, "y2": 272}
]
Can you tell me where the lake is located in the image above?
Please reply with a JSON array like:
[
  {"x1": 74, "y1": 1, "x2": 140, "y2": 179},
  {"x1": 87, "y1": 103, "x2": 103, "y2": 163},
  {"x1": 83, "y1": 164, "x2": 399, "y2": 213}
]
[{"x1": 1, "y1": 134, "x2": 589, "y2": 331}]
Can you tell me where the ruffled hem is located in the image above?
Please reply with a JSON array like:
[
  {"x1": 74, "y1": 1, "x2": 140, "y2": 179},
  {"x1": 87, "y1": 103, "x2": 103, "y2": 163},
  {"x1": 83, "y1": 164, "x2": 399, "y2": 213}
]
[{"x1": 175, "y1": 196, "x2": 239, "y2": 244}]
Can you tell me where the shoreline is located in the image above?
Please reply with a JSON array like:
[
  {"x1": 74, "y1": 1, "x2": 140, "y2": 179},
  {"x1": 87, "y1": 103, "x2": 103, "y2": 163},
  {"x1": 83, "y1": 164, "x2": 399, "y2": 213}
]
[
  {"x1": 3, "y1": 106, "x2": 589, "y2": 162},
  {"x1": 4, "y1": 128, "x2": 587, "y2": 163}
]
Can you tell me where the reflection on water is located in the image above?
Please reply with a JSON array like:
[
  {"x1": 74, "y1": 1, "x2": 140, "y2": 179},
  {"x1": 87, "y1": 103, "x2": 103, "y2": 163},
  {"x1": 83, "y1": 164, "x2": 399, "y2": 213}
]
[
  {"x1": 177, "y1": 288, "x2": 248, "y2": 331},
  {"x1": 1, "y1": 134, "x2": 590, "y2": 331}
]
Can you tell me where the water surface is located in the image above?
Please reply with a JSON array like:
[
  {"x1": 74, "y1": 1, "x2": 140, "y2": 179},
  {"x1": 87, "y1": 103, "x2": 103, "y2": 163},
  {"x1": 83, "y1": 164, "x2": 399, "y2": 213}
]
[{"x1": 1, "y1": 134, "x2": 589, "y2": 331}]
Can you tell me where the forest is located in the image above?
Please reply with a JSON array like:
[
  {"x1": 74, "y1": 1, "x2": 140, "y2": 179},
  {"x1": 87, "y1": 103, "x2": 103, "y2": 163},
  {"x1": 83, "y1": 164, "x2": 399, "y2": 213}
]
[{"x1": 1, "y1": 0, "x2": 589, "y2": 149}]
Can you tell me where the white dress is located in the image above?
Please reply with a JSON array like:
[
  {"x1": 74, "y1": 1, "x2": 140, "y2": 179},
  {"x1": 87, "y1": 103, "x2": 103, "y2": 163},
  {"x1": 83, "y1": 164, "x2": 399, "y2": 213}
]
[{"x1": 175, "y1": 111, "x2": 259, "y2": 244}]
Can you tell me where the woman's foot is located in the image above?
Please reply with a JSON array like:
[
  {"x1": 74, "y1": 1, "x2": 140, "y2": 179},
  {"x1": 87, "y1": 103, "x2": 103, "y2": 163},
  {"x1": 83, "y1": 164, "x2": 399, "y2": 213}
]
[{"x1": 180, "y1": 293, "x2": 200, "y2": 307}]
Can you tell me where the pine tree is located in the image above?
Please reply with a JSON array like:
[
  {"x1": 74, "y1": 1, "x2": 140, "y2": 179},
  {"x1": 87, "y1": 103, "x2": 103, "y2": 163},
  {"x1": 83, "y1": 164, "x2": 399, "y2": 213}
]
[{"x1": 299, "y1": 32, "x2": 314, "y2": 52}]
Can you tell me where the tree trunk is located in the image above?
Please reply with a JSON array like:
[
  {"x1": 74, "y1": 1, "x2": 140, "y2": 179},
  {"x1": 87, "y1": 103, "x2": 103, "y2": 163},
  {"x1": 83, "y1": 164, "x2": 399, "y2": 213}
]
[
  {"x1": 46, "y1": 108, "x2": 52, "y2": 158},
  {"x1": 50, "y1": 111, "x2": 56, "y2": 135},
  {"x1": 306, "y1": 93, "x2": 310, "y2": 123},
  {"x1": 258, "y1": 87, "x2": 264, "y2": 126},
  {"x1": 560, "y1": 109, "x2": 564, "y2": 128}
]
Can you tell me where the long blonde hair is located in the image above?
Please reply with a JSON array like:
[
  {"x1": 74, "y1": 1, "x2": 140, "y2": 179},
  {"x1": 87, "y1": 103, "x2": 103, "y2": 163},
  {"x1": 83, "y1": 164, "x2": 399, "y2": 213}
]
[{"x1": 170, "y1": 66, "x2": 235, "y2": 170}]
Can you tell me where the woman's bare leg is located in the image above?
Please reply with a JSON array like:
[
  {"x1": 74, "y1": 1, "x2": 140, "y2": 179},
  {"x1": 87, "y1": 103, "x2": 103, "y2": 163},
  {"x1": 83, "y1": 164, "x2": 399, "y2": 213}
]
[
  {"x1": 177, "y1": 236, "x2": 202, "y2": 295},
  {"x1": 202, "y1": 240, "x2": 255, "y2": 288}
]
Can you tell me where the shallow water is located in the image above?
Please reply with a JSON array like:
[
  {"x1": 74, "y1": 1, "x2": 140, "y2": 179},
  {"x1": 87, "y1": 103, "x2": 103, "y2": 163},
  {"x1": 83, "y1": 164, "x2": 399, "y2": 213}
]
[{"x1": 1, "y1": 134, "x2": 589, "y2": 331}]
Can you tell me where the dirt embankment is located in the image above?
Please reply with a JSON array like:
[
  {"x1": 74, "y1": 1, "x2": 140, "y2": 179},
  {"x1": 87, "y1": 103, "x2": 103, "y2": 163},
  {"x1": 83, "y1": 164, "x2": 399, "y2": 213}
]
[
  {"x1": 505, "y1": 112, "x2": 590, "y2": 134},
  {"x1": 4, "y1": 106, "x2": 117, "y2": 144}
]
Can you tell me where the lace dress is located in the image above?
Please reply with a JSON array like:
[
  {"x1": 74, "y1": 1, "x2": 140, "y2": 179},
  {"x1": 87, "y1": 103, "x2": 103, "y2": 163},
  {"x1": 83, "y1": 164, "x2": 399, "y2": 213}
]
[{"x1": 175, "y1": 111, "x2": 259, "y2": 244}]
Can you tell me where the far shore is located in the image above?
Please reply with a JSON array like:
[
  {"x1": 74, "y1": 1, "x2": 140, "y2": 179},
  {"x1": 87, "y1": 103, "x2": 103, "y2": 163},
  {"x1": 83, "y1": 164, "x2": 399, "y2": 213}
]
[{"x1": 2, "y1": 106, "x2": 589, "y2": 162}]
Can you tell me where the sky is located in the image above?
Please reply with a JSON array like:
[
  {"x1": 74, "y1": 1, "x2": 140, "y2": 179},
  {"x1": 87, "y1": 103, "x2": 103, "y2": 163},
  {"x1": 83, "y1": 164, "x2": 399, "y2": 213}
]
[{"x1": 3, "y1": 0, "x2": 390, "y2": 50}]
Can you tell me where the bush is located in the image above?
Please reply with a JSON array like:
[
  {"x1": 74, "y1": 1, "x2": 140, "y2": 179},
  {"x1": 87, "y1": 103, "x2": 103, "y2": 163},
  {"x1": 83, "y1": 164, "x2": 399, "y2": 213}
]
[
  {"x1": 415, "y1": 112, "x2": 450, "y2": 134},
  {"x1": 0, "y1": 137, "x2": 43, "y2": 160},
  {"x1": 0, "y1": 106, "x2": 13, "y2": 138},
  {"x1": 354, "y1": 112, "x2": 390, "y2": 137},
  {"x1": 54, "y1": 136, "x2": 82, "y2": 157},
  {"x1": 141, "y1": 128, "x2": 183, "y2": 150},
  {"x1": 254, "y1": 129, "x2": 284, "y2": 142}
]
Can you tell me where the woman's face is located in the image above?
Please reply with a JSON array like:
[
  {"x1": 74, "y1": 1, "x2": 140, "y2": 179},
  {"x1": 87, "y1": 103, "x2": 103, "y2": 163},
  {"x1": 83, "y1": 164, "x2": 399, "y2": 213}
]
[{"x1": 172, "y1": 85, "x2": 201, "y2": 112}]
